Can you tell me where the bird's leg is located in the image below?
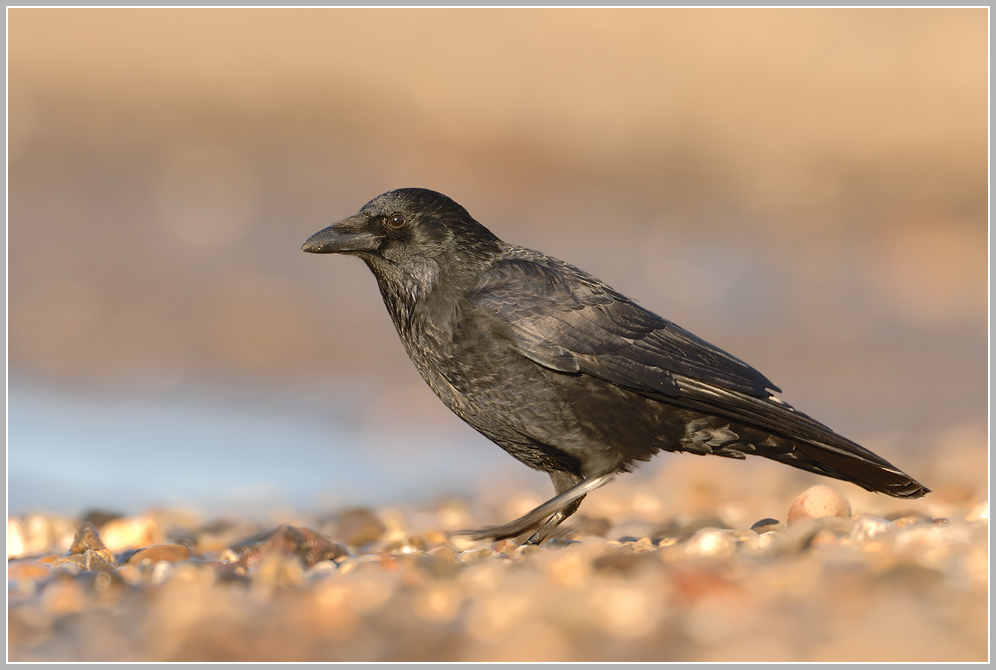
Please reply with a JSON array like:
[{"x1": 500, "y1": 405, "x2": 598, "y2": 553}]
[
  {"x1": 456, "y1": 472, "x2": 615, "y2": 543},
  {"x1": 522, "y1": 470, "x2": 585, "y2": 545}
]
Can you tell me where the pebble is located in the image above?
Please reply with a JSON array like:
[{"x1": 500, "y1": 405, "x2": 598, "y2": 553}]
[
  {"x1": 151, "y1": 560, "x2": 173, "y2": 584},
  {"x1": 67, "y1": 521, "x2": 115, "y2": 561},
  {"x1": 652, "y1": 515, "x2": 730, "y2": 541},
  {"x1": 100, "y1": 516, "x2": 162, "y2": 551},
  {"x1": 305, "y1": 559, "x2": 339, "y2": 579},
  {"x1": 8, "y1": 519, "x2": 27, "y2": 559},
  {"x1": 57, "y1": 521, "x2": 118, "y2": 572},
  {"x1": 888, "y1": 512, "x2": 935, "y2": 529},
  {"x1": 746, "y1": 530, "x2": 777, "y2": 554},
  {"x1": 592, "y1": 551, "x2": 660, "y2": 575},
  {"x1": 192, "y1": 519, "x2": 261, "y2": 555},
  {"x1": 787, "y1": 485, "x2": 851, "y2": 525},
  {"x1": 6, "y1": 486, "x2": 987, "y2": 663},
  {"x1": 52, "y1": 550, "x2": 117, "y2": 573},
  {"x1": 330, "y1": 508, "x2": 387, "y2": 547},
  {"x1": 683, "y1": 528, "x2": 738, "y2": 560},
  {"x1": 8, "y1": 558, "x2": 53, "y2": 581},
  {"x1": 490, "y1": 538, "x2": 518, "y2": 554},
  {"x1": 750, "y1": 518, "x2": 785, "y2": 534},
  {"x1": 229, "y1": 524, "x2": 346, "y2": 569},
  {"x1": 125, "y1": 544, "x2": 192, "y2": 566},
  {"x1": 250, "y1": 552, "x2": 306, "y2": 588},
  {"x1": 849, "y1": 515, "x2": 895, "y2": 546},
  {"x1": 114, "y1": 564, "x2": 144, "y2": 585},
  {"x1": 766, "y1": 516, "x2": 854, "y2": 555},
  {"x1": 892, "y1": 523, "x2": 973, "y2": 570},
  {"x1": 383, "y1": 535, "x2": 427, "y2": 555},
  {"x1": 426, "y1": 545, "x2": 458, "y2": 563},
  {"x1": 275, "y1": 525, "x2": 347, "y2": 566},
  {"x1": 420, "y1": 528, "x2": 452, "y2": 548},
  {"x1": 457, "y1": 545, "x2": 498, "y2": 564},
  {"x1": 628, "y1": 536, "x2": 657, "y2": 553},
  {"x1": 337, "y1": 554, "x2": 385, "y2": 577},
  {"x1": 7, "y1": 514, "x2": 76, "y2": 558}
]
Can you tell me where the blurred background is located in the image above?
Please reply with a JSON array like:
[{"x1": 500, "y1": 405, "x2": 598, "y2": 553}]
[{"x1": 7, "y1": 8, "x2": 988, "y2": 519}]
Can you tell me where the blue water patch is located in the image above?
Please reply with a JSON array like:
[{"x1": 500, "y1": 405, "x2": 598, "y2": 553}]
[{"x1": 7, "y1": 377, "x2": 518, "y2": 519}]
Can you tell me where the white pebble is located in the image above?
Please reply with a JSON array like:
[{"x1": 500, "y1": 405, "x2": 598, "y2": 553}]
[
  {"x1": 787, "y1": 485, "x2": 851, "y2": 525},
  {"x1": 849, "y1": 515, "x2": 895, "y2": 545},
  {"x1": 684, "y1": 528, "x2": 737, "y2": 559}
]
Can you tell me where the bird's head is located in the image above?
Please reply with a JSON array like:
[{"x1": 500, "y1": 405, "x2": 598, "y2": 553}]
[{"x1": 302, "y1": 188, "x2": 501, "y2": 270}]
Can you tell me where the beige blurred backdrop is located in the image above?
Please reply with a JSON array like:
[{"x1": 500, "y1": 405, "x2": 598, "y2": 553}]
[{"x1": 7, "y1": 8, "x2": 988, "y2": 489}]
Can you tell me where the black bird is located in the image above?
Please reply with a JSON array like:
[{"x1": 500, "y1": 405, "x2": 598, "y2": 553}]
[{"x1": 302, "y1": 188, "x2": 928, "y2": 544}]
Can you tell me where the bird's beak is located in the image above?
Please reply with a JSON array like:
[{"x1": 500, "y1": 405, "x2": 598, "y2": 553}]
[{"x1": 301, "y1": 215, "x2": 382, "y2": 254}]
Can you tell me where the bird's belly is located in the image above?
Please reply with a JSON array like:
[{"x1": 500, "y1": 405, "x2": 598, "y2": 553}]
[{"x1": 413, "y1": 338, "x2": 673, "y2": 477}]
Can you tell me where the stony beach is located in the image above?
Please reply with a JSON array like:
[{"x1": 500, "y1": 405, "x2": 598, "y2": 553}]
[
  {"x1": 8, "y1": 458, "x2": 988, "y2": 663},
  {"x1": 8, "y1": 10, "x2": 987, "y2": 664}
]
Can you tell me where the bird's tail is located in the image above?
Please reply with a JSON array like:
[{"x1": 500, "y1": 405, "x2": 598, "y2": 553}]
[
  {"x1": 751, "y1": 434, "x2": 929, "y2": 498},
  {"x1": 670, "y1": 377, "x2": 930, "y2": 499}
]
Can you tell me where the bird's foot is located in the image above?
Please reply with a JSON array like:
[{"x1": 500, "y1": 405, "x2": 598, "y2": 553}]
[{"x1": 453, "y1": 473, "x2": 616, "y2": 543}]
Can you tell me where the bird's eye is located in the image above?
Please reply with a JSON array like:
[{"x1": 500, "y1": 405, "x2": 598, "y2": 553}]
[{"x1": 387, "y1": 214, "x2": 407, "y2": 229}]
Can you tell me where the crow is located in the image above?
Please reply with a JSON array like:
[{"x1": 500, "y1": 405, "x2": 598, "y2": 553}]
[{"x1": 302, "y1": 188, "x2": 928, "y2": 544}]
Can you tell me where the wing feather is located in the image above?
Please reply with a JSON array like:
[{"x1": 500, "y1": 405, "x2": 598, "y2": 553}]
[{"x1": 468, "y1": 252, "x2": 777, "y2": 398}]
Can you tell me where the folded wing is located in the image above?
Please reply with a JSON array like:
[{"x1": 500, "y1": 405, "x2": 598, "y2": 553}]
[{"x1": 468, "y1": 252, "x2": 779, "y2": 398}]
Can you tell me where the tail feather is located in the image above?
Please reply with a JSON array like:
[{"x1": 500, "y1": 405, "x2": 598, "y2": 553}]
[
  {"x1": 761, "y1": 438, "x2": 929, "y2": 498},
  {"x1": 670, "y1": 376, "x2": 930, "y2": 499}
]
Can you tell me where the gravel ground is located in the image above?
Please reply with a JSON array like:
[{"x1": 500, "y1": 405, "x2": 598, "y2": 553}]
[{"x1": 8, "y1": 447, "x2": 990, "y2": 664}]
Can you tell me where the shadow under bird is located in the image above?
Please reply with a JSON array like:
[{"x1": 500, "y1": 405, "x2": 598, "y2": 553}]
[{"x1": 302, "y1": 188, "x2": 928, "y2": 544}]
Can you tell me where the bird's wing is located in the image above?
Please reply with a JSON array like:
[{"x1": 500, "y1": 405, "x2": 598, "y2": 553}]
[{"x1": 466, "y1": 253, "x2": 779, "y2": 398}]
